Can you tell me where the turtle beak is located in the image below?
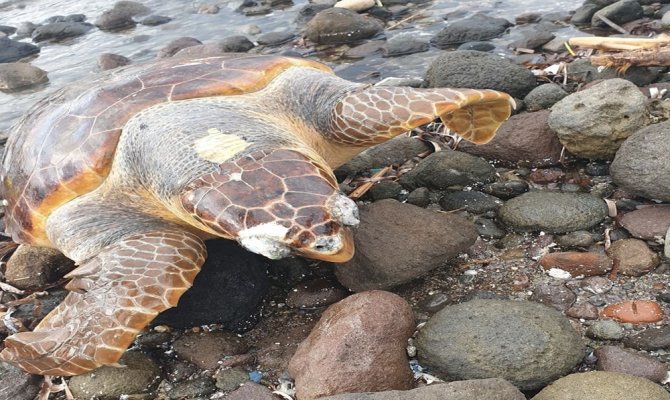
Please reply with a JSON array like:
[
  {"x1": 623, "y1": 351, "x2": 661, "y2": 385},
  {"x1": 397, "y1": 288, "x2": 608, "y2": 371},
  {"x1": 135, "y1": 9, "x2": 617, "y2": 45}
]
[{"x1": 295, "y1": 228, "x2": 355, "y2": 263}]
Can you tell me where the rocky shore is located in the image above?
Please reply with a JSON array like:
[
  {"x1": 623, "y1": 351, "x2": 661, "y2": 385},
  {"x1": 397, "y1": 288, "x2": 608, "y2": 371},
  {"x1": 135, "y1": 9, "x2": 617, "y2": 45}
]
[{"x1": 0, "y1": 0, "x2": 670, "y2": 399}]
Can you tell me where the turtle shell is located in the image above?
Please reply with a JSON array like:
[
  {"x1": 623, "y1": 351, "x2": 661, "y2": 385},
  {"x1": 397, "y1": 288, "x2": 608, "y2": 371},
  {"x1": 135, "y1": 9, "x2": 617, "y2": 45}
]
[{"x1": 1, "y1": 55, "x2": 332, "y2": 245}]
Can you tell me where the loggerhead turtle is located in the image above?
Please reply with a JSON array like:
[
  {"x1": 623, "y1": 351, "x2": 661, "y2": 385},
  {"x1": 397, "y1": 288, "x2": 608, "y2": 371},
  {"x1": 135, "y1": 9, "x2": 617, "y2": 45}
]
[{"x1": 0, "y1": 55, "x2": 513, "y2": 376}]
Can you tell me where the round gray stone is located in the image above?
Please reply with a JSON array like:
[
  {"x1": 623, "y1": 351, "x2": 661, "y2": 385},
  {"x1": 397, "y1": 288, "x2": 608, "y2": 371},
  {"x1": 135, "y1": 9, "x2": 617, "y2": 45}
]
[
  {"x1": 533, "y1": 371, "x2": 670, "y2": 400},
  {"x1": 69, "y1": 352, "x2": 161, "y2": 399},
  {"x1": 498, "y1": 192, "x2": 607, "y2": 233},
  {"x1": 416, "y1": 299, "x2": 585, "y2": 391},
  {"x1": 548, "y1": 78, "x2": 650, "y2": 159},
  {"x1": 612, "y1": 120, "x2": 670, "y2": 202},
  {"x1": 524, "y1": 83, "x2": 568, "y2": 111}
]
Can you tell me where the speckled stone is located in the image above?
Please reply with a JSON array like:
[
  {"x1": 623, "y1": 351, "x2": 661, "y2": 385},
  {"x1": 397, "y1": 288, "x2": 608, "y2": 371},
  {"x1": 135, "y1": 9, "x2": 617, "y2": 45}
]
[{"x1": 532, "y1": 371, "x2": 670, "y2": 400}]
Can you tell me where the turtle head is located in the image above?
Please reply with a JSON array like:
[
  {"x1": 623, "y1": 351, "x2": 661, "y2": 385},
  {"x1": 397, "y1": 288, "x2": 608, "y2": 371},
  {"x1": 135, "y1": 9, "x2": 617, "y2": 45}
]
[
  {"x1": 236, "y1": 192, "x2": 358, "y2": 262},
  {"x1": 181, "y1": 148, "x2": 359, "y2": 263}
]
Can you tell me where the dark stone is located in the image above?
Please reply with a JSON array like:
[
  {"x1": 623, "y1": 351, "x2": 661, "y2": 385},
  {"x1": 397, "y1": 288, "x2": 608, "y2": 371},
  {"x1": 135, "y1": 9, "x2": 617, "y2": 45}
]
[
  {"x1": 295, "y1": 3, "x2": 331, "y2": 24},
  {"x1": 592, "y1": 0, "x2": 644, "y2": 28},
  {"x1": 439, "y1": 191, "x2": 503, "y2": 214},
  {"x1": 0, "y1": 361, "x2": 41, "y2": 400},
  {"x1": 256, "y1": 31, "x2": 295, "y2": 46},
  {"x1": 571, "y1": 3, "x2": 601, "y2": 24},
  {"x1": 140, "y1": 15, "x2": 172, "y2": 26},
  {"x1": 97, "y1": 53, "x2": 131, "y2": 70},
  {"x1": 157, "y1": 37, "x2": 203, "y2": 58},
  {"x1": 457, "y1": 41, "x2": 496, "y2": 51},
  {"x1": 425, "y1": 50, "x2": 537, "y2": 98},
  {"x1": 481, "y1": 181, "x2": 529, "y2": 199},
  {"x1": 369, "y1": 180, "x2": 403, "y2": 201},
  {"x1": 0, "y1": 25, "x2": 16, "y2": 35},
  {"x1": 524, "y1": 83, "x2": 568, "y2": 111},
  {"x1": 304, "y1": 8, "x2": 384, "y2": 45},
  {"x1": 624, "y1": 325, "x2": 670, "y2": 350},
  {"x1": 432, "y1": 14, "x2": 512, "y2": 47},
  {"x1": 531, "y1": 282, "x2": 577, "y2": 311},
  {"x1": 383, "y1": 35, "x2": 429, "y2": 57},
  {"x1": 475, "y1": 217, "x2": 507, "y2": 239},
  {"x1": 154, "y1": 239, "x2": 270, "y2": 332},
  {"x1": 95, "y1": 9, "x2": 137, "y2": 31},
  {"x1": 398, "y1": 150, "x2": 496, "y2": 191},
  {"x1": 406, "y1": 187, "x2": 431, "y2": 207},
  {"x1": 31, "y1": 21, "x2": 93, "y2": 42}
]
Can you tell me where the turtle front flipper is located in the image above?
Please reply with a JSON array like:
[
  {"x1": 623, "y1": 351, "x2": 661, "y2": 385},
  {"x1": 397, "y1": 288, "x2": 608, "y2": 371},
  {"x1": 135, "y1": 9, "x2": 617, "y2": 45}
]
[
  {"x1": 327, "y1": 87, "x2": 515, "y2": 146},
  {"x1": 0, "y1": 229, "x2": 206, "y2": 376}
]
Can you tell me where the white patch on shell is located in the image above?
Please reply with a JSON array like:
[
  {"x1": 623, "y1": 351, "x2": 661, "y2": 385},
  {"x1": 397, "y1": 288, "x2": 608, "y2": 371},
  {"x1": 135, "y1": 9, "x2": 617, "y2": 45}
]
[
  {"x1": 230, "y1": 173, "x2": 242, "y2": 181},
  {"x1": 193, "y1": 128, "x2": 251, "y2": 163},
  {"x1": 238, "y1": 222, "x2": 291, "y2": 260},
  {"x1": 330, "y1": 194, "x2": 359, "y2": 227}
]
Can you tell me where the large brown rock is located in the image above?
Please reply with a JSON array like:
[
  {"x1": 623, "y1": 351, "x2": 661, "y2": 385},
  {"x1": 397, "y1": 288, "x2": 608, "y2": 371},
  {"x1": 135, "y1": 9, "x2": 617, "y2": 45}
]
[
  {"x1": 304, "y1": 8, "x2": 383, "y2": 45},
  {"x1": 5, "y1": 245, "x2": 75, "y2": 290},
  {"x1": 619, "y1": 206, "x2": 670, "y2": 240},
  {"x1": 459, "y1": 111, "x2": 563, "y2": 167},
  {"x1": 289, "y1": 291, "x2": 415, "y2": 400},
  {"x1": 335, "y1": 199, "x2": 477, "y2": 292},
  {"x1": 606, "y1": 239, "x2": 659, "y2": 276},
  {"x1": 595, "y1": 346, "x2": 668, "y2": 383}
]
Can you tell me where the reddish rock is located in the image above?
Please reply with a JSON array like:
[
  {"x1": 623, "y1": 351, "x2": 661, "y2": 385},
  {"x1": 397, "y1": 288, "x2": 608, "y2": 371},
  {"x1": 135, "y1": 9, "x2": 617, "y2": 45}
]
[
  {"x1": 289, "y1": 291, "x2": 415, "y2": 399},
  {"x1": 601, "y1": 300, "x2": 664, "y2": 324},
  {"x1": 531, "y1": 282, "x2": 576, "y2": 311},
  {"x1": 606, "y1": 239, "x2": 660, "y2": 277},
  {"x1": 97, "y1": 53, "x2": 131, "y2": 71},
  {"x1": 595, "y1": 345, "x2": 668, "y2": 383},
  {"x1": 459, "y1": 111, "x2": 564, "y2": 167},
  {"x1": 619, "y1": 206, "x2": 670, "y2": 240},
  {"x1": 566, "y1": 302, "x2": 600, "y2": 320},
  {"x1": 528, "y1": 168, "x2": 566, "y2": 184},
  {"x1": 539, "y1": 251, "x2": 613, "y2": 277}
]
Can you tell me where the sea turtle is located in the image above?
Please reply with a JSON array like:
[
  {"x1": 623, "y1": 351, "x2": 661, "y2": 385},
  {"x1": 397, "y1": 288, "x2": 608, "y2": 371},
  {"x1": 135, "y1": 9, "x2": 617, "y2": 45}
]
[{"x1": 0, "y1": 54, "x2": 513, "y2": 376}]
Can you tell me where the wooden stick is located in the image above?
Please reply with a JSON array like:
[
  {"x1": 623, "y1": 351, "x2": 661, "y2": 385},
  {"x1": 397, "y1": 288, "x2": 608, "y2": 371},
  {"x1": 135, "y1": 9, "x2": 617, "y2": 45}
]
[
  {"x1": 591, "y1": 48, "x2": 670, "y2": 68},
  {"x1": 348, "y1": 166, "x2": 391, "y2": 199},
  {"x1": 593, "y1": 14, "x2": 628, "y2": 34},
  {"x1": 568, "y1": 36, "x2": 670, "y2": 51}
]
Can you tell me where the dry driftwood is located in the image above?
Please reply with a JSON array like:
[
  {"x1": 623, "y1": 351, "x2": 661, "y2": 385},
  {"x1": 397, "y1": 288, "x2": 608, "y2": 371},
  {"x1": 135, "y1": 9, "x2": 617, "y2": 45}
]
[{"x1": 568, "y1": 35, "x2": 670, "y2": 70}]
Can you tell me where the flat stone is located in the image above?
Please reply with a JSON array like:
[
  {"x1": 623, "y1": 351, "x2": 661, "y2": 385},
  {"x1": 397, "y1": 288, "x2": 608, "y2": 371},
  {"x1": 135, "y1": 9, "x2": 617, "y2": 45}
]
[
  {"x1": 319, "y1": 378, "x2": 525, "y2": 400},
  {"x1": 0, "y1": 361, "x2": 41, "y2": 400},
  {"x1": 539, "y1": 251, "x2": 613, "y2": 278},
  {"x1": 498, "y1": 192, "x2": 607, "y2": 233},
  {"x1": 286, "y1": 278, "x2": 349, "y2": 309},
  {"x1": 595, "y1": 345, "x2": 668, "y2": 383},
  {"x1": 97, "y1": 53, "x2": 131, "y2": 70},
  {"x1": 566, "y1": 302, "x2": 600, "y2": 320},
  {"x1": 624, "y1": 325, "x2": 670, "y2": 350},
  {"x1": 439, "y1": 191, "x2": 503, "y2": 214},
  {"x1": 619, "y1": 206, "x2": 670, "y2": 240},
  {"x1": 602, "y1": 300, "x2": 664, "y2": 324},
  {"x1": 524, "y1": 83, "x2": 568, "y2": 111}
]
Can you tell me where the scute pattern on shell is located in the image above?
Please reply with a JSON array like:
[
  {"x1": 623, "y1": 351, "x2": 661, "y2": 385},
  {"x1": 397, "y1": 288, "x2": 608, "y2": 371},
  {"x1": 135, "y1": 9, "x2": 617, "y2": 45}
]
[
  {"x1": 0, "y1": 55, "x2": 332, "y2": 246},
  {"x1": 182, "y1": 148, "x2": 341, "y2": 246}
]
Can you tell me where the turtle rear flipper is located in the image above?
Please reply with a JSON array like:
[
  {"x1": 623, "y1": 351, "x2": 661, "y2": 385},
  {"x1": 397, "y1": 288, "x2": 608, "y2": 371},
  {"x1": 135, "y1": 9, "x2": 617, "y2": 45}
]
[
  {"x1": 0, "y1": 229, "x2": 206, "y2": 376},
  {"x1": 328, "y1": 87, "x2": 515, "y2": 146}
]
